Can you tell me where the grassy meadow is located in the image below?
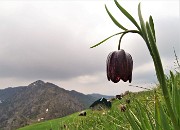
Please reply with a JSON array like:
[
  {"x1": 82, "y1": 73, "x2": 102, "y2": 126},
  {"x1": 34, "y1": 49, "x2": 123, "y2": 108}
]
[
  {"x1": 18, "y1": 71, "x2": 180, "y2": 130},
  {"x1": 19, "y1": 85, "x2": 158, "y2": 130}
]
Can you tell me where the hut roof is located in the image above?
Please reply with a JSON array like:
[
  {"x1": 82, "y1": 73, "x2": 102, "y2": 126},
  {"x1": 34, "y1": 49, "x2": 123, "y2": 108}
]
[{"x1": 90, "y1": 97, "x2": 111, "y2": 108}]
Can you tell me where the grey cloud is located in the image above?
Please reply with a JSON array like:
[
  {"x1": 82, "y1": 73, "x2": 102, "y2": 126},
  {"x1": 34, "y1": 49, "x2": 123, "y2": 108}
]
[
  {"x1": 0, "y1": 0, "x2": 179, "y2": 92},
  {"x1": 156, "y1": 17, "x2": 180, "y2": 59},
  {"x1": 133, "y1": 68, "x2": 157, "y2": 83},
  {"x1": 0, "y1": 1, "x2": 108, "y2": 80}
]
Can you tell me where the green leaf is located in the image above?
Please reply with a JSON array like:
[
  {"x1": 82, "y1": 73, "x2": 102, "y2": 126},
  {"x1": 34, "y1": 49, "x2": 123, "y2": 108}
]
[
  {"x1": 91, "y1": 30, "x2": 141, "y2": 49},
  {"x1": 138, "y1": 3, "x2": 147, "y2": 40},
  {"x1": 159, "y1": 101, "x2": 172, "y2": 130},
  {"x1": 138, "y1": 2, "x2": 160, "y2": 85},
  {"x1": 146, "y1": 22, "x2": 161, "y2": 84},
  {"x1": 170, "y1": 71, "x2": 174, "y2": 83},
  {"x1": 155, "y1": 95, "x2": 172, "y2": 130},
  {"x1": 149, "y1": 16, "x2": 156, "y2": 41},
  {"x1": 137, "y1": 101, "x2": 152, "y2": 130},
  {"x1": 105, "y1": 5, "x2": 127, "y2": 30},
  {"x1": 138, "y1": 3, "x2": 153, "y2": 58},
  {"x1": 155, "y1": 94, "x2": 162, "y2": 130},
  {"x1": 145, "y1": 106, "x2": 156, "y2": 130},
  {"x1": 172, "y1": 72, "x2": 180, "y2": 122},
  {"x1": 90, "y1": 32, "x2": 122, "y2": 48},
  {"x1": 125, "y1": 110, "x2": 142, "y2": 130},
  {"x1": 114, "y1": 0, "x2": 141, "y2": 32}
]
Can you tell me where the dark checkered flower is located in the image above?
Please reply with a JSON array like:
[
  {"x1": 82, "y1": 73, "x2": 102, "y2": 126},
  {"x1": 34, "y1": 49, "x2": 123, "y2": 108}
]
[{"x1": 106, "y1": 49, "x2": 133, "y2": 83}]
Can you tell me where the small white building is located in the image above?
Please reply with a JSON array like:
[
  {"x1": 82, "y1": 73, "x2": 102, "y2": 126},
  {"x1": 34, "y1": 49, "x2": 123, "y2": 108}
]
[{"x1": 46, "y1": 108, "x2": 48, "y2": 113}]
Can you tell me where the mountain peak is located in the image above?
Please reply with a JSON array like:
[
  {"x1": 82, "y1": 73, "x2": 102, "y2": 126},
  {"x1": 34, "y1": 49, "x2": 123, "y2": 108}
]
[{"x1": 28, "y1": 80, "x2": 45, "y2": 86}]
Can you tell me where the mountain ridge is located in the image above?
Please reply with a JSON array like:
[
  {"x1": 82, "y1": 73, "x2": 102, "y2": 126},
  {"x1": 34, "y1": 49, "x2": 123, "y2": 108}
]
[{"x1": 0, "y1": 80, "x2": 103, "y2": 130}]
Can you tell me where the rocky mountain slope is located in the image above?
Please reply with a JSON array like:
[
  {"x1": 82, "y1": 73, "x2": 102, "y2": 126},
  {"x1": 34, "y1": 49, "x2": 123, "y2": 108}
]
[{"x1": 0, "y1": 80, "x2": 97, "y2": 130}]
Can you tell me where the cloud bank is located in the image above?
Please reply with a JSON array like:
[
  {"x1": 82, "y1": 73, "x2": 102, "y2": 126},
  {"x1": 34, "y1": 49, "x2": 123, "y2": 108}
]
[{"x1": 0, "y1": 0, "x2": 179, "y2": 95}]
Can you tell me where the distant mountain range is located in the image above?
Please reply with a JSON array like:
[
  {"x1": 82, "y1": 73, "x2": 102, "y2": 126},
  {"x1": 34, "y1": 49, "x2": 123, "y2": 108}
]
[
  {"x1": 0, "y1": 80, "x2": 113, "y2": 130},
  {"x1": 87, "y1": 93, "x2": 114, "y2": 100}
]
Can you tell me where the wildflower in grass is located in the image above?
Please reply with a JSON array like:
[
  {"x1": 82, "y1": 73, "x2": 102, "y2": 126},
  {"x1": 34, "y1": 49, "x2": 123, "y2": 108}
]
[
  {"x1": 102, "y1": 112, "x2": 106, "y2": 115},
  {"x1": 120, "y1": 104, "x2": 126, "y2": 112},
  {"x1": 91, "y1": 0, "x2": 180, "y2": 129},
  {"x1": 107, "y1": 49, "x2": 133, "y2": 83}
]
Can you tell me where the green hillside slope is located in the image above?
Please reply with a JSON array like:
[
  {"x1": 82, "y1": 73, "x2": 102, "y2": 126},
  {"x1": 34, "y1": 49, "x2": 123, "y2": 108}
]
[{"x1": 19, "y1": 90, "x2": 155, "y2": 130}]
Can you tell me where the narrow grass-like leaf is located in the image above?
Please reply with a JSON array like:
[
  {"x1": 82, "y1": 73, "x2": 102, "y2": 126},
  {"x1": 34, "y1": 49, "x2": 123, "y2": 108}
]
[
  {"x1": 135, "y1": 101, "x2": 147, "y2": 130},
  {"x1": 138, "y1": 3, "x2": 154, "y2": 59},
  {"x1": 158, "y1": 99, "x2": 172, "y2": 130},
  {"x1": 90, "y1": 32, "x2": 122, "y2": 48},
  {"x1": 145, "y1": 105, "x2": 155, "y2": 130},
  {"x1": 170, "y1": 71, "x2": 175, "y2": 83},
  {"x1": 138, "y1": 3, "x2": 147, "y2": 39},
  {"x1": 146, "y1": 22, "x2": 162, "y2": 85},
  {"x1": 149, "y1": 16, "x2": 156, "y2": 41},
  {"x1": 130, "y1": 110, "x2": 143, "y2": 130},
  {"x1": 146, "y1": 16, "x2": 179, "y2": 130},
  {"x1": 91, "y1": 30, "x2": 141, "y2": 49},
  {"x1": 105, "y1": 5, "x2": 127, "y2": 30},
  {"x1": 137, "y1": 101, "x2": 152, "y2": 130},
  {"x1": 155, "y1": 95, "x2": 161, "y2": 130},
  {"x1": 175, "y1": 73, "x2": 180, "y2": 120},
  {"x1": 172, "y1": 72, "x2": 180, "y2": 122},
  {"x1": 171, "y1": 71, "x2": 176, "y2": 113},
  {"x1": 125, "y1": 110, "x2": 142, "y2": 130},
  {"x1": 114, "y1": 0, "x2": 141, "y2": 32},
  {"x1": 146, "y1": 24, "x2": 176, "y2": 130}
]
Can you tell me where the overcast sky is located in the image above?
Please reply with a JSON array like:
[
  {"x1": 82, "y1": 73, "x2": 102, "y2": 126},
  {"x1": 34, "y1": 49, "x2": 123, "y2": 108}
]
[{"x1": 0, "y1": 0, "x2": 179, "y2": 95}]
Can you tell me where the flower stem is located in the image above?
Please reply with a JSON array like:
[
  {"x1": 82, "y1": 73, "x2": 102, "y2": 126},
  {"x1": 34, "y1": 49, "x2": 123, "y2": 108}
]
[
  {"x1": 118, "y1": 30, "x2": 141, "y2": 50},
  {"x1": 145, "y1": 23, "x2": 180, "y2": 129},
  {"x1": 151, "y1": 43, "x2": 180, "y2": 130}
]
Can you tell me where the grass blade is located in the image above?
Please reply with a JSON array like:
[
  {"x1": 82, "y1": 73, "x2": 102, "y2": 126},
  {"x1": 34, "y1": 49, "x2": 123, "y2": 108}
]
[
  {"x1": 155, "y1": 94, "x2": 162, "y2": 130},
  {"x1": 114, "y1": 0, "x2": 141, "y2": 32},
  {"x1": 149, "y1": 16, "x2": 156, "y2": 42},
  {"x1": 146, "y1": 21, "x2": 161, "y2": 84},
  {"x1": 90, "y1": 32, "x2": 122, "y2": 48},
  {"x1": 105, "y1": 5, "x2": 127, "y2": 30},
  {"x1": 138, "y1": 3, "x2": 154, "y2": 59},
  {"x1": 91, "y1": 30, "x2": 140, "y2": 49},
  {"x1": 171, "y1": 72, "x2": 180, "y2": 123},
  {"x1": 145, "y1": 106, "x2": 155, "y2": 130},
  {"x1": 159, "y1": 96, "x2": 172, "y2": 130},
  {"x1": 159, "y1": 100, "x2": 172, "y2": 130},
  {"x1": 125, "y1": 110, "x2": 142, "y2": 130},
  {"x1": 137, "y1": 101, "x2": 152, "y2": 130}
]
